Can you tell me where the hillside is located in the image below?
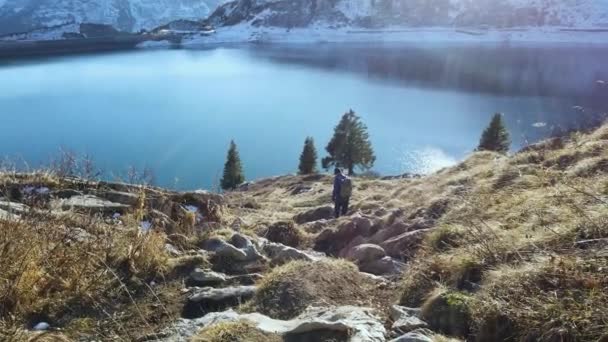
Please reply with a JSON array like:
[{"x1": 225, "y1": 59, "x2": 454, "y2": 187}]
[
  {"x1": 1, "y1": 123, "x2": 607, "y2": 341},
  {"x1": 0, "y1": 0, "x2": 226, "y2": 35},
  {"x1": 206, "y1": 0, "x2": 608, "y2": 29}
]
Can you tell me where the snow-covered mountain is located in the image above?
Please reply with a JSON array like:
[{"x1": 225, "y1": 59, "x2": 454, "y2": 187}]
[
  {"x1": 0, "y1": 0, "x2": 226, "y2": 35},
  {"x1": 206, "y1": 0, "x2": 608, "y2": 29}
]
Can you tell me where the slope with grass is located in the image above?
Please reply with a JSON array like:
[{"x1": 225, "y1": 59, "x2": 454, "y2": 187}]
[{"x1": 1, "y1": 124, "x2": 607, "y2": 341}]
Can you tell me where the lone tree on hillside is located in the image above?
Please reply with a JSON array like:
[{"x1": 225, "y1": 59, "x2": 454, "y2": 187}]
[
  {"x1": 221, "y1": 140, "x2": 245, "y2": 191},
  {"x1": 322, "y1": 110, "x2": 376, "y2": 175},
  {"x1": 298, "y1": 137, "x2": 318, "y2": 175},
  {"x1": 477, "y1": 113, "x2": 511, "y2": 153}
]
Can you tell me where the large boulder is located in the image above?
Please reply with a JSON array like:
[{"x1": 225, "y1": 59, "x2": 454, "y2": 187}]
[
  {"x1": 0, "y1": 200, "x2": 29, "y2": 214},
  {"x1": 202, "y1": 234, "x2": 267, "y2": 274},
  {"x1": 187, "y1": 269, "x2": 263, "y2": 287},
  {"x1": 294, "y1": 206, "x2": 334, "y2": 224},
  {"x1": 359, "y1": 256, "x2": 406, "y2": 276},
  {"x1": 369, "y1": 218, "x2": 431, "y2": 245},
  {"x1": 159, "y1": 306, "x2": 386, "y2": 342},
  {"x1": 380, "y1": 229, "x2": 432, "y2": 259},
  {"x1": 188, "y1": 269, "x2": 228, "y2": 287},
  {"x1": 263, "y1": 242, "x2": 314, "y2": 265},
  {"x1": 182, "y1": 285, "x2": 257, "y2": 319},
  {"x1": 390, "y1": 305, "x2": 428, "y2": 334},
  {"x1": 346, "y1": 244, "x2": 386, "y2": 264},
  {"x1": 314, "y1": 216, "x2": 375, "y2": 255}
]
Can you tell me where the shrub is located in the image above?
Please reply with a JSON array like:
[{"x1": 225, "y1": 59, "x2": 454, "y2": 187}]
[
  {"x1": 421, "y1": 289, "x2": 472, "y2": 337},
  {"x1": 193, "y1": 321, "x2": 281, "y2": 342},
  {"x1": 264, "y1": 221, "x2": 304, "y2": 248},
  {"x1": 252, "y1": 260, "x2": 373, "y2": 319}
]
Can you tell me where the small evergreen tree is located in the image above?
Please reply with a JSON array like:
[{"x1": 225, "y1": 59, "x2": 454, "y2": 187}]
[
  {"x1": 322, "y1": 110, "x2": 376, "y2": 175},
  {"x1": 477, "y1": 113, "x2": 511, "y2": 153},
  {"x1": 298, "y1": 137, "x2": 318, "y2": 175},
  {"x1": 220, "y1": 140, "x2": 245, "y2": 190}
]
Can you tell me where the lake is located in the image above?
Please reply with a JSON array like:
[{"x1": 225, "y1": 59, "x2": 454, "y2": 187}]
[{"x1": 0, "y1": 43, "x2": 606, "y2": 189}]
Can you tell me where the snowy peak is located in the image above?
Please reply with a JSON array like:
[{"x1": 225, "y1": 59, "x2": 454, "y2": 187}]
[
  {"x1": 206, "y1": 0, "x2": 608, "y2": 29},
  {"x1": 0, "y1": 0, "x2": 227, "y2": 35}
]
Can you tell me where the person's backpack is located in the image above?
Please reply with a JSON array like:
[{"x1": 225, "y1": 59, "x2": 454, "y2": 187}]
[{"x1": 340, "y1": 176, "x2": 353, "y2": 199}]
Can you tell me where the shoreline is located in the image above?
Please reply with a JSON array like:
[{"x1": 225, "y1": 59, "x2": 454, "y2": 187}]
[
  {"x1": 2, "y1": 25, "x2": 608, "y2": 59},
  {"x1": 182, "y1": 25, "x2": 608, "y2": 46}
]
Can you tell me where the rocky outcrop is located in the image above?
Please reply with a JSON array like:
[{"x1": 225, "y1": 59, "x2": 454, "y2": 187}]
[
  {"x1": 159, "y1": 306, "x2": 386, "y2": 342},
  {"x1": 182, "y1": 285, "x2": 257, "y2": 319},
  {"x1": 314, "y1": 215, "x2": 374, "y2": 255},
  {"x1": 202, "y1": 234, "x2": 267, "y2": 274},
  {"x1": 51, "y1": 195, "x2": 130, "y2": 214},
  {"x1": 390, "y1": 306, "x2": 429, "y2": 335},
  {"x1": 262, "y1": 241, "x2": 320, "y2": 265}
]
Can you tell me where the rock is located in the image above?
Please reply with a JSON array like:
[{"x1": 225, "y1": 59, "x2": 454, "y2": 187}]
[
  {"x1": 0, "y1": 200, "x2": 29, "y2": 214},
  {"x1": 0, "y1": 208, "x2": 20, "y2": 220},
  {"x1": 315, "y1": 216, "x2": 374, "y2": 255},
  {"x1": 391, "y1": 305, "x2": 428, "y2": 334},
  {"x1": 202, "y1": 238, "x2": 248, "y2": 261},
  {"x1": 346, "y1": 244, "x2": 386, "y2": 264},
  {"x1": 160, "y1": 306, "x2": 385, "y2": 342},
  {"x1": 389, "y1": 329, "x2": 434, "y2": 342},
  {"x1": 230, "y1": 234, "x2": 266, "y2": 262},
  {"x1": 263, "y1": 242, "x2": 314, "y2": 265},
  {"x1": 97, "y1": 190, "x2": 140, "y2": 206},
  {"x1": 203, "y1": 235, "x2": 266, "y2": 275},
  {"x1": 338, "y1": 236, "x2": 367, "y2": 258},
  {"x1": 188, "y1": 269, "x2": 228, "y2": 287},
  {"x1": 380, "y1": 229, "x2": 432, "y2": 259},
  {"x1": 301, "y1": 219, "x2": 329, "y2": 234},
  {"x1": 230, "y1": 273, "x2": 264, "y2": 285},
  {"x1": 164, "y1": 243, "x2": 182, "y2": 256},
  {"x1": 294, "y1": 206, "x2": 334, "y2": 224},
  {"x1": 369, "y1": 218, "x2": 431, "y2": 245},
  {"x1": 182, "y1": 285, "x2": 257, "y2": 319},
  {"x1": 32, "y1": 322, "x2": 50, "y2": 331},
  {"x1": 51, "y1": 189, "x2": 83, "y2": 199},
  {"x1": 52, "y1": 195, "x2": 130, "y2": 214},
  {"x1": 359, "y1": 256, "x2": 406, "y2": 276}
]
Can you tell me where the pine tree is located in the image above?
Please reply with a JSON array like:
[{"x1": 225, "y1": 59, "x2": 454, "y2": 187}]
[
  {"x1": 477, "y1": 113, "x2": 511, "y2": 153},
  {"x1": 322, "y1": 110, "x2": 376, "y2": 175},
  {"x1": 298, "y1": 137, "x2": 318, "y2": 175},
  {"x1": 220, "y1": 140, "x2": 245, "y2": 191}
]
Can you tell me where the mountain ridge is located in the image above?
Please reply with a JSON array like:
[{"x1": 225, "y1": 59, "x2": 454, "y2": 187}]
[
  {"x1": 0, "y1": 0, "x2": 226, "y2": 35},
  {"x1": 205, "y1": 0, "x2": 608, "y2": 29}
]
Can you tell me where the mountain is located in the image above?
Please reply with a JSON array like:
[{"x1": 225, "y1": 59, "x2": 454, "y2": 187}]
[
  {"x1": 205, "y1": 0, "x2": 608, "y2": 29},
  {"x1": 0, "y1": 0, "x2": 226, "y2": 35}
]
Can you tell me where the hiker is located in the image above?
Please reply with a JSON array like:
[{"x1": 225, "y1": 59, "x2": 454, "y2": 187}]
[{"x1": 332, "y1": 167, "x2": 352, "y2": 218}]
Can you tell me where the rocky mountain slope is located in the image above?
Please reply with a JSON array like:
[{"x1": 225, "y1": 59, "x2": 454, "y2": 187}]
[
  {"x1": 206, "y1": 0, "x2": 608, "y2": 29},
  {"x1": 0, "y1": 0, "x2": 226, "y2": 35},
  {"x1": 0, "y1": 123, "x2": 607, "y2": 341}
]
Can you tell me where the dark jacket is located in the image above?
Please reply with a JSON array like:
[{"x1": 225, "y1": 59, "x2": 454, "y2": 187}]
[{"x1": 333, "y1": 174, "x2": 347, "y2": 201}]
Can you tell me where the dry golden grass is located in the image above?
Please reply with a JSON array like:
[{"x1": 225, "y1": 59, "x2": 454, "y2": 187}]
[
  {"x1": 0, "y1": 205, "x2": 183, "y2": 339},
  {"x1": 249, "y1": 259, "x2": 390, "y2": 320},
  {"x1": 192, "y1": 321, "x2": 282, "y2": 342}
]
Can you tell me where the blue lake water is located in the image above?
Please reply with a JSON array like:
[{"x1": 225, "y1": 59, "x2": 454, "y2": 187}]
[{"x1": 0, "y1": 43, "x2": 606, "y2": 189}]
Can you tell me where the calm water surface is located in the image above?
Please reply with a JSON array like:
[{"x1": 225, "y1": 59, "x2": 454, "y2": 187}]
[{"x1": 1, "y1": 43, "x2": 606, "y2": 189}]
